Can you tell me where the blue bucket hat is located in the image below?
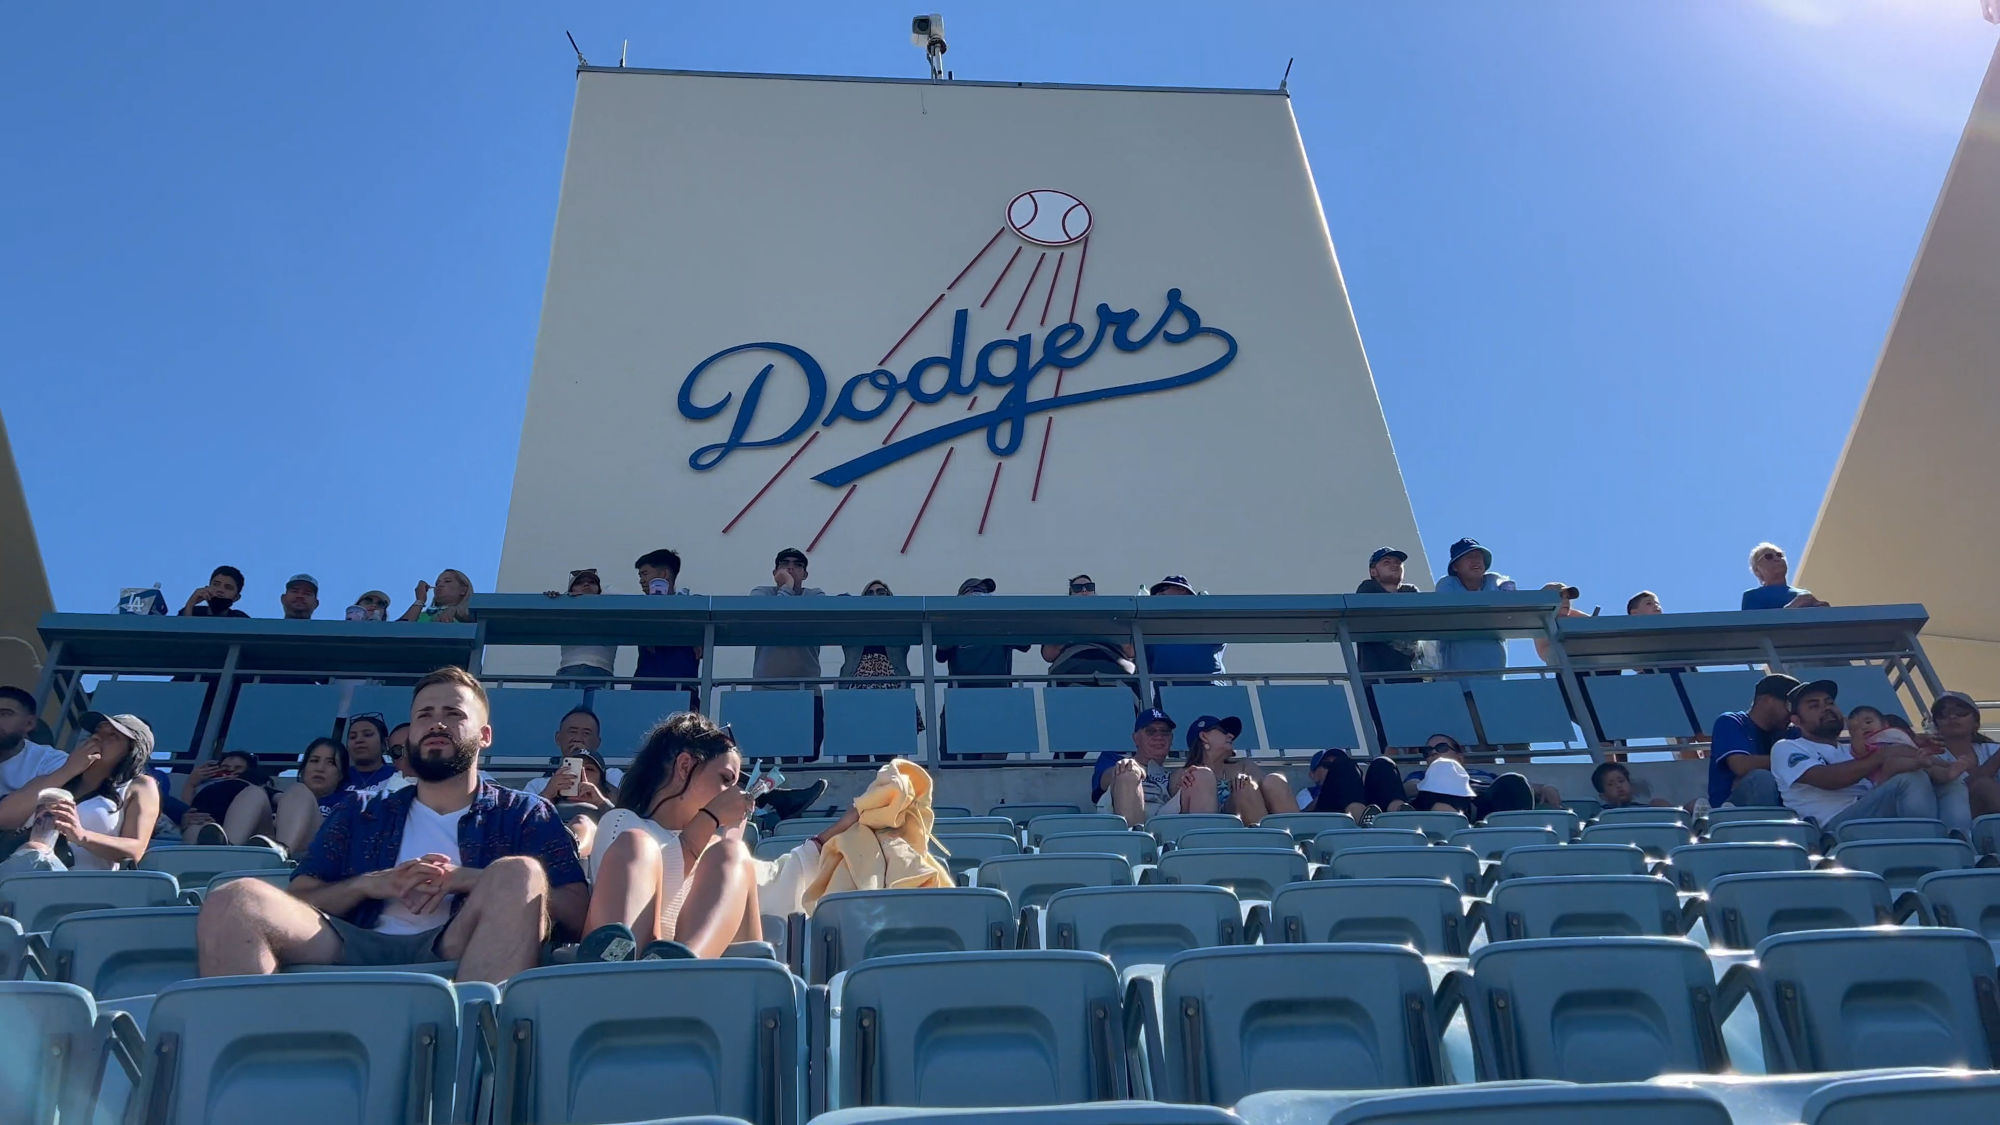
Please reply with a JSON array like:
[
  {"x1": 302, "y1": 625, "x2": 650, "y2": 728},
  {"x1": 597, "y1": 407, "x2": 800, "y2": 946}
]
[{"x1": 1447, "y1": 538, "x2": 1492, "y2": 570}]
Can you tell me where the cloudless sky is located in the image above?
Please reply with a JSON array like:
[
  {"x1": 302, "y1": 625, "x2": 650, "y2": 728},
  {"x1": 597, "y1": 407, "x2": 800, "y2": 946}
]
[{"x1": 4, "y1": 2, "x2": 1995, "y2": 620}]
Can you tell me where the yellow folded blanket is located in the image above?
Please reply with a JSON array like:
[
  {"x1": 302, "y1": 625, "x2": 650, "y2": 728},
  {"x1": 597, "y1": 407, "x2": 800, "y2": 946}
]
[{"x1": 801, "y1": 758, "x2": 953, "y2": 910}]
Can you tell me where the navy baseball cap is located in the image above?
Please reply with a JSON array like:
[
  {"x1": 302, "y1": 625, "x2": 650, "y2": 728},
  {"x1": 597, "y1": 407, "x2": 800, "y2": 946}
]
[
  {"x1": 1786, "y1": 678, "x2": 1840, "y2": 709},
  {"x1": 1185, "y1": 714, "x2": 1243, "y2": 750},
  {"x1": 1134, "y1": 708, "x2": 1176, "y2": 732},
  {"x1": 1754, "y1": 673, "x2": 1803, "y2": 700},
  {"x1": 1368, "y1": 547, "x2": 1408, "y2": 567}
]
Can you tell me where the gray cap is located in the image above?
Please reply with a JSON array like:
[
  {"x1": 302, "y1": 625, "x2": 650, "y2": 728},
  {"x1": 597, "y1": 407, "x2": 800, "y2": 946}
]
[
  {"x1": 285, "y1": 573, "x2": 319, "y2": 592},
  {"x1": 76, "y1": 712, "x2": 156, "y2": 759}
]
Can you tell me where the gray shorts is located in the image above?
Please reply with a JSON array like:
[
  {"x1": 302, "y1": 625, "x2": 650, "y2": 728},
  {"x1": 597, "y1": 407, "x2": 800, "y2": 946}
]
[{"x1": 326, "y1": 915, "x2": 449, "y2": 966}]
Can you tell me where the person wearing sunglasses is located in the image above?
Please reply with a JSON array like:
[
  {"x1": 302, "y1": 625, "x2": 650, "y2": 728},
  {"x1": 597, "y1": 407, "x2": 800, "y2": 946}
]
[
  {"x1": 1741, "y1": 543, "x2": 1830, "y2": 611},
  {"x1": 350, "y1": 590, "x2": 394, "y2": 621},
  {"x1": 1041, "y1": 575, "x2": 1135, "y2": 712},
  {"x1": 545, "y1": 568, "x2": 617, "y2": 685}
]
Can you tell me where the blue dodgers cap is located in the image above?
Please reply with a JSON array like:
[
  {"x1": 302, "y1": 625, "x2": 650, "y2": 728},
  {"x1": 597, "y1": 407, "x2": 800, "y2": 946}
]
[
  {"x1": 1368, "y1": 547, "x2": 1408, "y2": 567},
  {"x1": 1134, "y1": 708, "x2": 1176, "y2": 732},
  {"x1": 1185, "y1": 714, "x2": 1243, "y2": 750},
  {"x1": 1447, "y1": 538, "x2": 1492, "y2": 568}
]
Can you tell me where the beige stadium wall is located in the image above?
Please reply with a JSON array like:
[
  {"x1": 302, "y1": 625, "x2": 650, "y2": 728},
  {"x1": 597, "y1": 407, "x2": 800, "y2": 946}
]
[
  {"x1": 0, "y1": 409, "x2": 53, "y2": 692},
  {"x1": 1801, "y1": 40, "x2": 2000, "y2": 703},
  {"x1": 494, "y1": 68, "x2": 1426, "y2": 678}
]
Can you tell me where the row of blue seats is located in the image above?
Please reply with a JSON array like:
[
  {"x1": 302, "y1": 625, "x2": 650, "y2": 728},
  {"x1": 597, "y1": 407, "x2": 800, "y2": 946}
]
[{"x1": 8, "y1": 926, "x2": 2000, "y2": 1123}]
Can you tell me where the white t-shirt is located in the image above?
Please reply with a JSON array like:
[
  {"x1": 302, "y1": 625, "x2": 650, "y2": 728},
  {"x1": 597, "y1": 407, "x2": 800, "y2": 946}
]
[
  {"x1": 0, "y1": 742, "x2": 69, "y2": 799},
  {"x1": 373, "y1": 802, "x2": 467, "y2": 935},
  {"x1": 70, "y1": 785, "x2": 129, "y2": 871},
  {"x1": 1772, "y1": 737, "x2": 1868, "y2": 825},
  {"x1": 556, "y1": 643, "x2": 617, "y2": 673}
]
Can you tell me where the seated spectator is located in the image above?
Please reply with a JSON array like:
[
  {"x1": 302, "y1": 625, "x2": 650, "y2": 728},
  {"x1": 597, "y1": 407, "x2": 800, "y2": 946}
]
[
  {"x1": 1773, "y1": 680, "x2": 1971, "y2": 832},
  {"x1": 400, "y1": 569, "x2": 475, "y2": 624},
  {"x1": 1099, "y1": 709, "x2": 1178, "y2": 827},
  {"x1": 343, "y1": 713, "x2": 404, "y2": 799},
  {"x1": 1707, "y1": 674, "x2": 1798, "y2": 808},
  {"x1": 196, "y1": 666, "x2": 587, "y2": 982},
  {"x1": 279, "y1": 574, "x2": 320, "y2": 620},
  {"x1": 1627, "y1": 590, "x2": 1663, "y2": 615},
  {"x1": 0, "y1": 711, "x2": 161, "y2": 870},
  {"x1": 0, "y1": 788, "x2": 75, "y2": 874},
  {"x1": 1433, "y1": 539, "x2": 1516, "y2": 672},
  {"x1": 937, "y1": 578, "x2": 1028, "y2": 684},
  {"x1": 1741, "y1": 543, "x2": 1829, "y2": 610},
  {"x1": 1167, "y1": 715, "x2": 1297, "y2": 825},
  {"x1": 749, "y1": 547, "x2": 826, "y2": 684},
  {"x1": 526, "y1": 708, "x2": 618, "y2": 809},
  {"x1": 387, "y1": 722, "x2": 411, "y2": 760},
  {"x1": 840, "y1": 579, "x2": 912, "y2": 685},
  {"x1": 1929, "y1": 692, "x2": 2000, "y2": 818},
  {"x1": 1411, "y1": 757, "x2": 1479, "y2": 817},
  {"x1": 1143, "y1": 575, "x2": 1225, "y2": 685},
  {"x1": 1402, "y1": 733, "x2": 1539, "y2": 819},
  {"x1": 179, "y1": 565, "x2": 250, "y2": 618},
  {"x1": 545, "y1": 568, "x2": 617, "y2": 683},
  {"x1": 274, "y1": 738, "x2": 350, "y2": 855},
  {"x1": 1532, "y1": 582, "x2": 1587, "y2": 664},
  {"x1": 350, "y1": 589, "x2": 394, "y2": 621},
  {"x1": 177, "y1": 749, "x2": 278, "y2": 845},
  {"x1": 1043, "y1": 574, "x2": 1135, "y2": 688},
  {"x1": 1306, "y1": 748, "x2": 1408, "y2": 818},
  {"x1": 0, "y1": 686, "x2": 67, "y2": 803},
  {"x1": 633, "y1": 549, "x2": 702, "y2": 693},
  {"x1": 1590, "y1": 761, "x2": 1671, "y2": 810}
]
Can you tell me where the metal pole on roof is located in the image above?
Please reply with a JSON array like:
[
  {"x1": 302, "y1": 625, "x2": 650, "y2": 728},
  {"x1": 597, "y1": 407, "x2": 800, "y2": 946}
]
[{"x1": 919, "y1": 620, "x2": 939, "y2": 765}]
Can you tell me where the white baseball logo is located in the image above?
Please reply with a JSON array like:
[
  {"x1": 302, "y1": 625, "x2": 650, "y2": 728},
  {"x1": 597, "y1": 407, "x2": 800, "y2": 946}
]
[{"x1": 1007, "y1": 189, "x2": 1092, "y2": 246}]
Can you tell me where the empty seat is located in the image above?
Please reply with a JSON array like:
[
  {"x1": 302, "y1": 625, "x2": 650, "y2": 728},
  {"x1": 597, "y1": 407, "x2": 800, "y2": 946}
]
[
  {"x1": 1594, "y1": 807, "x2": 1691, "y2": 826},
  {"x1": 1446, "y1": 826, "x2": 1559, "y2": 860},
  {"x1": 1975, "y1": 813, "x2": 2000, "y2": 857},
  {"x1": 1725, "y1": 927, "x2": 2000, "y2": 1072},
  {"x1": 1458, "y1": 936, "x2": 1728, "y2": 1081},
  {"x1": 1267, "y1": 879, "x2": 1475, "y2": 955},
  {"x1": 1466, "y1": 677, "x2": 1579, "y2": 745},
  {"x1": 717, "y1": 688, "x2": 818, "y2": 760},
  {"x1": 489, "y1": 960, "x2": 804, "y2": 1125},
  {"x1": 1579, "y1": 822, "x2": 1694, "y2": 859},
  {"x1": 1147, "y1": 815, "x2": 1243, "y2": 848},
  {"x1": 1043, "y1": 689, "x2": 1143, "y2": 757},
  {"x1": 934, "y1": 816, "x2": 1022, "y2": 838},
  {"x1": 1701, "y1": 806, "x2": 1800, "y2": 827},
  {"x1": 1705, "y1": 820, "x2": 1821, "y2": 850},
  {"x1": 1308, "y1": 828, "x2": 1429, "y2": 864},
  {"x1": 1800, "y1": 1069, "x2": 2000, "y2": 1124},
  {"x1": 1582, "y1": 671, "x2": 1701, "y2": 742},
  {"x1": 1025, "y1": 813, "x2": 1128, "y2": 846},
  {"x1": 1145, "y1": 944, "x2": 1448, "y2": 1101},
  {"x1": 1257, "y1": 684, "x2": 1363, "y2": 752},
  {"x1": 1911, "y1": 868, "x2": 2000, "y2": 940},
  {"x1": 1702, "y1": 871, "x2": 1892, "y2": 949},
  {"x1": 46, "y1": 906, "x2": 200, "y2": 1001},
  {"x1": 1833, "y1": 817, "x2": 1950, "y2": 843},
  {"x1": 128, "y1": 972, "x2": 460, "y2": 1125},
  {"x1": 1262, "y1": 1082, "x2": 1736, "y2": 1125},
  {"x1": 1371, "y1": 681, "x2": 1476, "y2": 749},
  {"x1": 1486, "y1": 876, "x2": 1682, "y2": 940},
  {"x1": 938, "y1": 688, "x2": 1039, "y2": 758},
  {"x1": 0, "y1": 871, "x2": 181, "y2": 932},
  {"x1": 1480, "y1": 809, "x2": 1581, "y2": 840},
  {"x1": 1040, "y1": 831, "x2": 1160, "y2": 866},
  {"x1": 1494, "y1": 844, "x2": 1647, "y2": 883},
  {"x1": 1325, "y1": 847, "x2": 1481, "y2": 893},
  {"x1": 222, "y1": 682, "x2": 344, "y2": 758},
  {"x1": 812, "y1": 1107, "x2": 1243, "y2": 1125},
  {"x1": 139, "y1": 844, "x2": 288, "y2": 888},
  {"x1": 1152, "y1": 848, "x2": 1308, "y2": 900},
  {"x1": 988, "y1": 803, "x2": 1083, "y2": 827},
  {"x1": 1829, "y1": 838, "x2": 1975, "y2": 890},
  {"x1": 806, "y1": 888, "x2": 1013, "y2": 985},
  {"x1": 934, "y1": 834, "x2": 1024, "y2": 880},
  {"x1": 976, "y1": 854, "x2": 1132, "y2": 909},
  {"x1": 1665, "y1": 842, "x2": 1813, "y2": 893},
  {"x1": 1260, "y1": 812, "x2": 1359, "y2": 840},
  {"x1": 1043, "y1": 885, "x2": 1242, "y2": 971},
  {"x1": 0, "y1": 980, "x2": 138, "y2": 1125},
  {"x1": 836, "y1": 950, "x2": 1126, "y2": 1106},
  {"x1": 1370, "y1": 810, "x2": 1469, "y2": 840},
  {"x1": 1172, "y1": 827, "x2": 1298, "y2": 852},
  {"x1": 823, "y1": 688, "x2": 921, "y2": 760}
]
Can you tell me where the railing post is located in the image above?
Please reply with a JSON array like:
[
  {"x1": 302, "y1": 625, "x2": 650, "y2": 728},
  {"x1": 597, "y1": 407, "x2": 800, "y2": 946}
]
[
  {"x1": 190, "y1": 642, "x2": 242, "y2": 767},
  {"x1": 699, "y1": 623, "x2": 717, "y2": 713},
  {"x1": 30, "y1": 639, "x2": 61, "y2": 717},
  {"x1": 1545, "y1": 611, "x2": 1606, "y2": 762},
  {"x1": 1759, "y1": 638, "x2": 1788, "y2": 674},
  {"x1": 1904, "y1": 631, "x2": 1947, "y2": 703},
  {"x1": 920, "y1": 621, "x2": 939, "y2": 766},
  {"x1": 466, "y1": 622, "x2": 486, "y2": 676},
  {"x1": 1334, "y1": 622, "x2": 1381, "y2": 760},
  {"x1": 1130, "y1": 618, "x2": 1152, "y2": 707}
]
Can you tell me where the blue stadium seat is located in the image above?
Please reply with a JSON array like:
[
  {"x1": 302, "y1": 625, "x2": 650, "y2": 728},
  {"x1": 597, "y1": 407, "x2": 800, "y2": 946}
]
[
  {"x1": 806, "y1": 888, "x2": 1013, "y2": 985},
  {"x1": 1832, "y1": 817, "x2": 1949, "y2": 843},
  {"x1": 975, "y1": 853, "x2": 1132, "y2": 908},
  {"x1": 1249, "y1": 1083, "x2": 1734, "y2": 1125},
  {"x1": 1702, "y1": 871, "x2": 1891, "y2": 950},
  {"x1": 1800, "y1": 1069, "x2": 2000, "y2": 1124},
  {"x1": 1701, "y1": 805, "x2": 1799, "y2": 827},
  {"x1": 1809, "y1": 665, "x2": 1908, "y2": 721},
  {"x1": 1308, "y1": 828, "x2": 1429, "y2": 863},
  {"x1": 1704, "y1": 820, "x2": 1821, "y2": 850},
  {"x1": 1257, "y1": 684, "x2": 1362, "y2": 752},
  {"x1": 1829, "y1": 838, "x2": 1975, "y2": 891},
  {"x1": 1171, "y1": 827, "x2": 1297, "y2": 852},
  {"x1": 1909, "y1": 868, "x2": 2000, "y2": 942},
  {"x1": 812, "y1": 1106, "x2": 1241, "y2": 1125},
  {"x1": 1371, "y1": 681, "x2": 1476, "y2": 748},
  {"x1": 1371, "y1": 810, "x2": 1469, "y2": 841},
  {"x1": 932, "y1": 834, "x2": 1022, "y2": 880},
  {"x1": 934, "y1": 816, "x2": 1021, "y2": 837},
  {"x1": 488, "y1": 960, "x2": 804, "y2": 1125},
  {"x1": 139, "y1": 844, "x2": 288, "y2": 888},
  {"x1": 988, "y1": 803, "x2": 1083, "y2": 827},
  {"x1": 345, "y1": 684, "x2": 415, "y2": 732},
  {"x1": 129, "y1": 972, "x2": 460, "y2": 1125},
  {"x1": 1446, "y1": 826, "x2": 1559, "y2": 860},
  {"x1": 940, "y1": 688, "x2": 1040, "y2": 757},
  {"x1": 87, "y1": 678, "x2": 210, "y2": 759},
  {"x1": 1043, "y1": 885, "x2": 1242, "y2": 971},
  {"x1": 480, "y1": 686, "x2": 588, "y2": 764},
  {"x1": 45, "y1": 906, "x2": 199, "y2": 1001},
  {"x1": 1561, "y1": 798, "x2": 1603, "y2": 821},
  {"x1": 1152, "y1": 848, "x2": 1307, "y2": 900},
  {"x1": 769, "y1": 816, "x2": 843, "y2": 839},
  {"x1": 1723, "y1": 927, "x2": 2000, "y2": 1072},
  {"x1": 584, "y1": 688, "x2": 692, "y2": 762},
  {"x1": 1044, "y1": 689, "x2": 1140, "y2": 757},
  {"x1": 1579, "y1": 822, "x2": 1695, "y2": 859},
  {"x1": 1157, "y1": 686, "x2": 1261, "y2": 751},
  {"x1": 931, "y1": 805, "x2": 975, "y2": 819},
  {"x1": 823, "y1": 688, "x2": 921, "y2": 760},
  {"x1": 207, "y1": 868, "x2": 294, "y2": 896},
  {"x1": 1582, "y1": 673, "x2": 1698, "y2": 741},
  {"x1": 1266, "y1": 879, "x2": 1474, "y2": 955},
  {"x1": 1146, "y1": 815, "x2": 1242, "y2": 848},
  {"x1": 717, "y1": 688, "x2": 817, "y2": 760},
  {"x1": 1666, "y1": 842, "x2": 1813, "y2": 892},
  {"x1": 1467, "y1": 677, "x2": 1579, "y2": 745},
  {"x1": 1486, "y1": 876, "x2": 1683, "y2": 940},
  {"x1": 1143, "y1": 944, "x2": 1448, "y2": 1101},
  {"x1": 222, "y1": 682, "x2": 343, "y2": 758},
  {"x1": 1040, "y1": 831, "x2": 1159, "y2": 866},
  {"x1": 835, "y1": 950, "x2": 1127, "y2": 1106},
  {"x1": 1458, "y1": 936, "x2": 1728, "y2": 1081},
  {"x1": 1494, "y1": 844, "x2": 1647, "y2": 883},
  {"x1": 0, "y1": 870, "x2": 181, "y2": 932},
  {"x1": 1325, "y1": 847, "x2": 1480, "y2": 892},
  {"x1": 1593, "y1": 806, "x2": 1691, "y2": 826},
  {"x1": 1480, "y1": 809, "x2": 1581, "y2": 840},
  {"x1": 1976, "y1": 813, "x2": 2000, "y2": 857},
  {"x1": 1260, "y1": 812, "x2": 1359, "y2": 840},
  {"x1": 1025, "y1": 813, "x2": 1128, "y2": 846},
  {"x1": 0, "y1": 980, "x2": 140, "y2": 1125},
  {"x1": 1677, "y1": 670, "x2": 1765, "y2": 732},
  {"x1": 0, "y1": 916, "x2": 23, "y2": 979}
]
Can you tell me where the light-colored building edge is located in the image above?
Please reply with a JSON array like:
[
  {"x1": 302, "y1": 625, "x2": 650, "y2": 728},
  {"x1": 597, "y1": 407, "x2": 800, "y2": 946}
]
[{"x1": 0, "y1": 408, "x2": 54, "y2": 690}]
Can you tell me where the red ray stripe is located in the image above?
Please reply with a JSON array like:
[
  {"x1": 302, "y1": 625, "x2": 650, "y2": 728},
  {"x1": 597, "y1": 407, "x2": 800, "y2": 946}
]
[
  {"x1": 978, "y1": 462, "x2": 1003, "y2": 534},
  {"x1": 1040, "y1": 251, "x2": 1065, "y2": 326},
  {"x1": 881, "y1": 400, "x2": 918, "y2": 444},
  {"x1": 878, "y1": 290, "x2": 948, "y2": 367},
  {"x1": 980, "y1": 246, "x2": 1022, "y2": 309},
  {"x1": 1030, "y1": 416, "x2": 1054, "y2": 502},
  {"x1": 1068, "y1": 236, "x2": 1089, "y2": 322},
  {"x1": 1007, "y1": 252, "x2": 1046, "y2": 331},
  {"x1": 722, "y1": 431, "x2": 820, "y2": 534},
  {"x1": 900, "y1": 448, "x2": 954, "y2": 554},
  {"x1": 949, "y1": 227, "x2": 1007, "y2": 291},
  {"x1": 807, "y1": 483, "x2": 858, "y2": 552}
]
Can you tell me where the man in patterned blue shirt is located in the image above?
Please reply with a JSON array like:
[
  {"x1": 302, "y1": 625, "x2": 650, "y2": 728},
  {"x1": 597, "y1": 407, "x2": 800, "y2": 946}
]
[{"x1": 197, "y1": 666, "x2": 587, "y2": 983}]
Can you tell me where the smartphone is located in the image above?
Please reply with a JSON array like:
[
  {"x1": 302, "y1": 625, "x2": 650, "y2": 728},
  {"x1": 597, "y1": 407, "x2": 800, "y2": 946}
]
[{"x1": 559, "y1": 757, "x2": 583, "y2": 797}]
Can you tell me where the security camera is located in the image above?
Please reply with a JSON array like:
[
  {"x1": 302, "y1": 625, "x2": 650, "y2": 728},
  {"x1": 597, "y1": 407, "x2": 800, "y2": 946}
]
[{"x1": 910, "y1": 14, "x2": 946, "y2": 48}]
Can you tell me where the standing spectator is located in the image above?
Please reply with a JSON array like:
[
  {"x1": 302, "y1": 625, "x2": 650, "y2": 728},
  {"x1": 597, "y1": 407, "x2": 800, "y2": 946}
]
[
  {"x1": 1307, "y1": 749, "x2": 1408, "y2": 818},
  {"x1": 1433, "y1": 539, "x2": 1516, "y2": 672},
  {"x1": 399, "y1": 569, "x2": 476, "y2": 624},
  {"x1": 274, "y1": 738, "x2": 350, "y2": 856},
  {"x1": 343, "y1": 713, "x2": 402, "y2": 798},
  {"x1": 179, "y1": 566, "x2": 250, "y2": 618},
  {"x1": 1097, "y1": 709, "x2": 1177, "y2": 827},
  {"x1": 0, "y1": 711, "x2": 161, "y2": 870},
  {"x1": 1627, "y1": 591, "x2": 1663, "y2": 615},
  {"x1": 280, "y1": 574, "x2": 320, "y2": 620},
  {"x1": 840, "y1": 580, "x2": 912, "y2": 685},
  {"x1": 632, "y1": 550, "x2": 702, "y2": 694},
  {"x1": 351, "y1": 590, "x2": 394, "y2": 621},
  {"x1": 938, "y1": 578, "x2": 1028, "y2": 763},
  {"x1": 1773, "y1": 680, "x2": 1965, "y2": 831},
  {"x1": 1706, "y1": 674, "x2": 1798, "y2": 808},
  {"x1": 1929, "y1": 692, "x2": 2000, "y2": 818},
  {"x1": 545, "y1": 568, "x2": 617, "y2": 684},
  {"x1": 1532, "y1": 582, "x2": 1587, "y2": 664},
  {"x1": 0, "y1": 686, "x2": 66, "y2": 802},
  {"x1": 1352, "y1": 547, "x2": 1422, "y2": 750},
  {"x1": 196, "y1": 666, "x2": 588, "y2": 981},
  {"x1": 1591, "y1": 761, "x2": 1671, "y2": 809},
  {"x1": 1741, "y1": 544, "x2": 1829, "y2": 610},
  {"x1": 749, "y1": 548, "x2": 826, "y2": 683},
  {"x1": 1166, "y1": 715, "x2": 1297, "y2": 825},
  {"x1": 1143, "y1": 575, "x2": 1226, "y2": 685},
  {"x1": 1042, "y1": 574, "x2": 1134, "y2": 687}
]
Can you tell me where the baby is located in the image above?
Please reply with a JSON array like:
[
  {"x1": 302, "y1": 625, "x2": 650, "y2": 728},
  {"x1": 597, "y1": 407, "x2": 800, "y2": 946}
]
[{"x1": 1847, "y1": 706, "x2": 1965, "y2": 784}]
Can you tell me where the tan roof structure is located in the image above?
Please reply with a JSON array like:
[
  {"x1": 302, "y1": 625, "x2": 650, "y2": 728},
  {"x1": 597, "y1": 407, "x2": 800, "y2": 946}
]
[{"x1": 0, "y1": 408, "x2": 53, "y2": 690}]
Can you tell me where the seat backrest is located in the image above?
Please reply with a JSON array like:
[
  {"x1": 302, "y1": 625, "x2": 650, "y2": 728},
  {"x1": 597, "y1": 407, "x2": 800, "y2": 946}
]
[
  {"x1": 87, "y1": 679, "x2": 210, "y2": 758},
  {"x1": 1562, "y1": 798, "x2": 1604, "y2": 821},
  {"x1": 1582, "y1": 671, "x2": 1701, "y2": 742},
  {"x1": 0, "y1": 980, "x2": 115, "y2": 1125},
  {"x1": 48, "y1": 906, "x2": 200, "y2": 1001},
  {"x1": 1974, "y1": 813, "x2": 2000, "y2": 858},
  {"x1": 933, "y1": 816, "x2": 1021, "y2": 837},
  {"x1": 1466, "y1": 677, "x2": 1578, "y2": 745},
  {"x1": 492, "y1": 960, "x2": 804, "y2": 1125},
  {"x1": 1327, "y1": 846, "x2": 1481, "y2": 892},
  {"x1": 931, "y1": 805, "x2": 974, "y2": 819},
  {"x1": 1664, "y1": 843, "x2": 1812, "y2": 892},
  {"x1": 1487, "y1": 876, "x2": 1681, "y2": 941},
  {"x1": 1267, "y1": 879, "x2": 1472, "y2": 955},
  {"x1": 0, "y1": 870, "x2": 181, "y2": 932},
  {"x1": 1370, "y1": 810, "x2": 1469, "y2": 840},
  {"x1": 1308, "y1": 828, "x2": 1428, "y2": 863},
  {"x1": 1829, "y1": 839, "x2": 1976, "y2": 890},
  {"x1": 1750, "y1": 927, "x2": 2000, "y2": 1073},
  {"x1": 139, "y1": 844, "x2": 289, "y2": 887},
  {"x1": 1039, "y1": 831, "x2": 1159, "y2": 866},
  {"x1": 1464, "y1": 936, "x2": 1726, "y2": 1081},
  {"x1": 1833, "y1": 817, "x2": 1950, "y2": 843},
  {"x1": 1043, "y1": 885, "x2": 1241, "y2": 972},
  {"x1": 1260, "y1": 812, "x2": 1359, "y2": 840},
  {"x1": 207, "y1": 868, "x2": 295, "y2": 895},
  {"x1": 1318, "y1": 1082, "x2": 1736, "y2": 1125},
  {"x1": 1446, "y1": 826, "x2": 1559, "y2": 860},
  {"x1": 1158, "y1": 943, "x2": 1445, "y2": 1102},
  {"x1": 1702, "y1": 871, "x2": 1891, "y2": 949},
  {"x1": 133, "y1": 972, "x2": 460, "y2": 1125},
  {"x1": 988, "y1": 803, "x2": 1083, "y2": 826},
  {"x1": 1025, "y1": 813, "x2": 1128, "y2": 846},
  {"x1": 716, "y1": 688, "x2": 818, "y2": 760},
  {"x1": 940, "y1": 687, "x2": 1040, "y2": 757},
  {"x1": 822, "y1": 688, "x2": 922, "y2": 760},
  {"x1": 1579, "y1": 822, "x2": 1695, "y2": 859},
  {"x1": 1495, "y1": 844, "x2": 1647, "y2": 883},
  {"x1": 1480, "y1": 809, "x2": 1581, "y2": 840},
  {"x1": 1156, "y1": 686, "x2": 1260, "y2": 749},
  {"x1": 1594, "y1": 807, "x2": 1691, "y2": 826},
  {"x1": 222, "y1": 682, "x2": 344, "y2": 757},
  {"x1": 837, "y1": 950, "x2": 1125, "y2": 1107},
  {"x1": 769, "y1": 816, "x2": 844, "y2": 839},
  {"x1": 1043, "y1": 689, "x2": 1142, "y2": 757},
  {"x1": 1915, "y1": 868, "x2": 2000, "y2": 939},
  {"x1": 1172, "y1": 827, "x2": 1298, "y2": 852},
  {"x1": 933, "y1": 834, "x2": 1023, "y2": 879},
  {"x1": 1701, "y1": 806, "x2": 1800, "y2": 827},
  {"x1": 1705, "y1": 820, "x2": 1821, "y2": 850},
  {"x1": 1146, "y1": 814, "x2": 1243, "y2": 848},
  {"x1": 806, "y1": 888, "x2": 1014, "y2": 985},
  {"x1": 975, "y1": 853, "x2": 1131, "y2": 909},
  {"x1": 1153, "y1": 848, "x2": 1308, "y2": 900},
  {"x1": 1801, "y1": 1069, "x2": 2000, "y2": 1125},
  {"x1": 1256, "y1": 684, "x2": 1363, "y2": 752}
]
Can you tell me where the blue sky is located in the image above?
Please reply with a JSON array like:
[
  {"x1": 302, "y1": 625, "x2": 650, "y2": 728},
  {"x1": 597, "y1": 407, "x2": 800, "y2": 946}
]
[{"x1": 4, "y1": 2, "x2": 1995, "y2": 618}]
